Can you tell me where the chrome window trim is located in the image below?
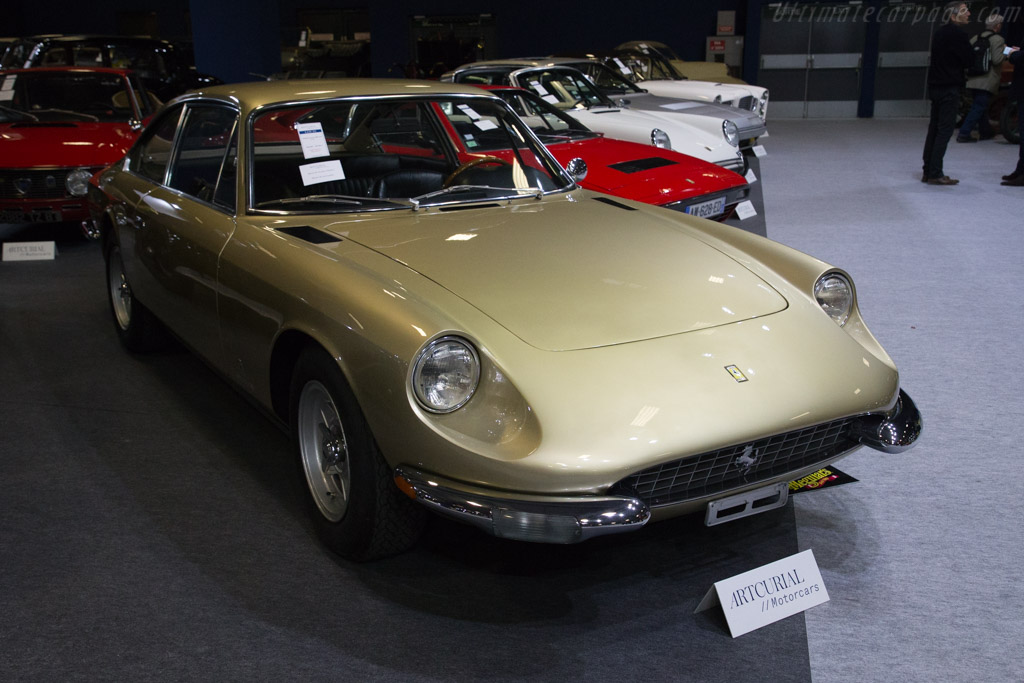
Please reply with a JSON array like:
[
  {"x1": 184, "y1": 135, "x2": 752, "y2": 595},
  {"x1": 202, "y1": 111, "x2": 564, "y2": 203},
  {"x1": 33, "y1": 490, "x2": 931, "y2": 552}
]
[
  {"x1": 243, "y1": 92, "x2": 577, "y2": 216},
  {"x1": 125, "y1": 98, "x2": 241, "y2": 217}
]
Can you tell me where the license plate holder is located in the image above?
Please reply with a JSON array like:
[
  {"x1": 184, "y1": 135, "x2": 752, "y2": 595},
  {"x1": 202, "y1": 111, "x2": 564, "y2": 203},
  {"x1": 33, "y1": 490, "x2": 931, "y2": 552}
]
[{"x1": 705, "y1": 482, "x2": 789, "y2": 526}]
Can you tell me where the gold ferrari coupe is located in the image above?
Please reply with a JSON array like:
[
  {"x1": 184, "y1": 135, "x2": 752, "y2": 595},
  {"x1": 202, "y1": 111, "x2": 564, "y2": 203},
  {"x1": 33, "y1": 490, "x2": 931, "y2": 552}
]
[{"x1": 90, "y1": 79, "x2": 921, "y2": 560}]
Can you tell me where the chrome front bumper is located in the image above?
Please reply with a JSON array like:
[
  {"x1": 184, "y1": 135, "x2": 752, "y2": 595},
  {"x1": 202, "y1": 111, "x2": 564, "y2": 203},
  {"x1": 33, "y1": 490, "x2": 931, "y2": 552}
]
[
  {"x1": 852, "y1": 389, "x2": 922, "y2": 453},
  {"x1": 394, "y1": 466, "x2": 651, "y2": 544},
  {"x1": 394, "y1": 389, "x2": 920, "y2": 544}
]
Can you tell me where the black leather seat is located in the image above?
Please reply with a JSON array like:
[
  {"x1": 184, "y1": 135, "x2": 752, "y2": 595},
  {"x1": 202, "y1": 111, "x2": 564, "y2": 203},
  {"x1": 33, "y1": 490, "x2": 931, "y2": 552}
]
[{"x1": 371, "y1": 169, "x2": 445, "y2": 199}]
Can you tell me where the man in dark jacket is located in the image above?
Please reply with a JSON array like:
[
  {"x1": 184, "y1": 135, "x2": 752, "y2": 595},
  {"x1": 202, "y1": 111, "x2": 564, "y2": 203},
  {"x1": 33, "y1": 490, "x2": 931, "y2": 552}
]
[
  {"x1": 1001, "y1": 46, "x2": 1024, "y2": 186},
  {"x1": 921, "y1": 1, "x2": 973, "y2": 185}
]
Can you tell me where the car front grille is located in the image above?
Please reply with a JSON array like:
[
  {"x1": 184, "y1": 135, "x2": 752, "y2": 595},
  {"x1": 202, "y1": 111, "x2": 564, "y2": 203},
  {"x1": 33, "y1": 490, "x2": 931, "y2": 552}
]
[
  {"x1": 613, "y1": 418, "x2": 860, "y2": 507},
  {"x1": 738, "y1": 95, "x2": 755, "y2": 111},
  {"x1": 0, "y1": 169, "x2": 72, "y2": 200}
]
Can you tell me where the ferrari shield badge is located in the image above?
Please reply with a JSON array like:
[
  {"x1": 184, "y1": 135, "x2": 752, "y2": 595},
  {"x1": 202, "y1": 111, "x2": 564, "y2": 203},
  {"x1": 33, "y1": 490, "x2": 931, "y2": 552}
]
[{"x1": 725, "y1": 365, "x2": 748, "y2": 383}]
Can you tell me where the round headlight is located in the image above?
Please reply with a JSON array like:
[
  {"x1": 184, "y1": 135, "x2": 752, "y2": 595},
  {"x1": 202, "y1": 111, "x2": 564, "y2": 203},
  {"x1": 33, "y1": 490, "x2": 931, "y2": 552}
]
[
  {"x1": 651, "y1": 128, "x2": 671, "y2": 149},
  {"x1": 722, "y1": 120, "x2": 739, "y2": 146},
  {"x1": 412, "y1": 336, "x2": 481, "y2": 413},
  {"x1": 814, "y1": 273, "x2": 854, "y2": 326},
  {"x1": 66, "y1": 168, "x2": 93, "y2": 197}
]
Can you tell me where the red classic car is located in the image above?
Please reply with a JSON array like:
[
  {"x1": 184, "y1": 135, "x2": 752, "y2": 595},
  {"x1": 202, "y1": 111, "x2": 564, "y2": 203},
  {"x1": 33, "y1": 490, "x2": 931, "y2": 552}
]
[
  {"x1": 464, "y1": 86, "x2": 749, "y2": 220},
  {"x1": 0, "y1": 67, "x2": 154, "y2": 236}
]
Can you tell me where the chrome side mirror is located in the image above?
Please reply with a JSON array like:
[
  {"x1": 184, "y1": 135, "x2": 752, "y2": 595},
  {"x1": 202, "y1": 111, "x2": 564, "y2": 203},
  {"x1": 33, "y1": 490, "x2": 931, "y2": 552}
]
[
  {"x1": 566, "y1": 157, "x2": 588, "y2": 183},
  {"x1": 129, "y1": 119, "x2": 143, "y2": 132}
]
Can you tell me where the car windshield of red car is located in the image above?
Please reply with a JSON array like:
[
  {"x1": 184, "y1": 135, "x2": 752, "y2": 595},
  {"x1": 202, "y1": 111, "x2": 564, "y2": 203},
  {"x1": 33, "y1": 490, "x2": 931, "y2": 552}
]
[{"x1": 0, "y1": 71, "x2": 139, "y2": 123}]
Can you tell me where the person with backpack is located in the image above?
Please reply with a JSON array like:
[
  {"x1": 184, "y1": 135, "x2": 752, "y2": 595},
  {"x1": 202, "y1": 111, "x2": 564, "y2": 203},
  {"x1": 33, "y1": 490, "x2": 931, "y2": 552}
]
[
  {"x1": 957, "y1": 14, "x2": 1007, "y2": 143},
  {"x1": 922, "y1": 1, "x2": 974, "y2": 185}
]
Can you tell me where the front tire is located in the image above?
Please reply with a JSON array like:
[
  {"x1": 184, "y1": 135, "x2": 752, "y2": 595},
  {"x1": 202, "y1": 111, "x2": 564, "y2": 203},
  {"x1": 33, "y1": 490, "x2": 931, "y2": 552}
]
[
  {"x1": 105, "y1": 243, "x2": 162, "y2": 352},
  {"x1": 289, "y1": 347, "x2": 425, "y2": 561}
]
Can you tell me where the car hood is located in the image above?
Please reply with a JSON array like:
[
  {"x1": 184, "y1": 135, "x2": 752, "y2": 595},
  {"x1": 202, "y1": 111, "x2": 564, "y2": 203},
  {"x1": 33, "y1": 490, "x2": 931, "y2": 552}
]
[
  {"x1": 544, "y1": 137, "x2": 745, "y2": 205},
  {"x1": 565, "y1": 106, "x2": 737, "y2": 166},
  {"x1": 638, "y1": 79, "x2": 756, "y2": 105},
  {"x1": 626, "y1": 93, "x2": 765, "y2": 132},
  {"x1": 0, "y1": 121, "x2": 138, "y2": 168},
  {"x1": 330, "y1": 192, "x2": 787, "y2": 351}
]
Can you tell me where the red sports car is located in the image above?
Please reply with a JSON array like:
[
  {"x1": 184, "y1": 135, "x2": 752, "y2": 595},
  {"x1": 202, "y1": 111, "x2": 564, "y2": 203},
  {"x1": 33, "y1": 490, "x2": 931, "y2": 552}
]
[
  {"x1": 0, "y1": 67, "x2": 155, "y2": 236},
  {"x1": 458, "y1": 86, "x2": 750, "y2": 220}
]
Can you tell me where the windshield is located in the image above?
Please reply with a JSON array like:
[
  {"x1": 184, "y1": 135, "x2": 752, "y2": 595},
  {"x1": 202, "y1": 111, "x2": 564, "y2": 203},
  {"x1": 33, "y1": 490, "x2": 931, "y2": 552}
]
[
  {"x1": 0, "y1": 70, "x2": 144, "y2": 123},
  {"x1": 614, "y1": 53, "x2": 684, "y2": 82},
  {"x1": 569, "y1": 62, "x2": 646, "y2": 96},
  {"x1": 513, "y1": 68, "x2": 612, "y2": 111},
  {"x1": 249, "y1": 96, "x2": 571, "y2": 213},
  {"x1": 480, "y1": 89, "x2": 595, "y2": 144},
  {"x1": 0, "y1": 40, "x2": 35, "y2": 68}
]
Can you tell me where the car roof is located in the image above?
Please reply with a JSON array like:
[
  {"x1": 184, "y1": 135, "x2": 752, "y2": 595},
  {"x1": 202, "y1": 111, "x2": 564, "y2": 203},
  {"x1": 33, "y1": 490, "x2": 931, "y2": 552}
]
[
  {"x1": 176, "y1": 78, "x2": 500, "y2": 111},
  {"x1": 24, "y1": 35, "x2": 176, "y2": 48},
  {"x1": 1, "y1": 66, "x2": 132, "y2": 77},
  {"x1": 458, "y1": 57, "x2": 582, "y2": 68}
]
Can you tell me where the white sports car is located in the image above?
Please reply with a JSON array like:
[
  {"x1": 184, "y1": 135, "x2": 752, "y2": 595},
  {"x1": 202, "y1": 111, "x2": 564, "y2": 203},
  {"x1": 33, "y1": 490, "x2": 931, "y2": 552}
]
[
  {"x1": 610, "y1": 46, "x2": 769, "y2": 121},
  {"x1": 442, "y1": 61, "x2": 745, "y2": 172}
]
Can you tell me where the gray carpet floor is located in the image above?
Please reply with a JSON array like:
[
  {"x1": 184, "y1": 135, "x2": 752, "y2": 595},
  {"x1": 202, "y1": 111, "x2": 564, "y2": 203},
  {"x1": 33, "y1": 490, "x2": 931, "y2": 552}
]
[
  {"x1": 1, "y1": 118, "x2": 1021, "y2": 682},
  {"x1": 761, "y1": 118, "x2": 1023, "y2": 683}
]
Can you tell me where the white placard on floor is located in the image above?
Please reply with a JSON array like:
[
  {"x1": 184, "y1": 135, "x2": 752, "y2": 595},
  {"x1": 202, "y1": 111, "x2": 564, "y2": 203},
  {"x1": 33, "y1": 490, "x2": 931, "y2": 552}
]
[
  {"x1": 3, "y1": 241, "x2": 56, "y2": 261},
  {"x1": 734, "y1": 200, "x2": 758, "y2": 220},
  {"x1": 694, "y1": 549, "x2": 829, "y2": 638}
]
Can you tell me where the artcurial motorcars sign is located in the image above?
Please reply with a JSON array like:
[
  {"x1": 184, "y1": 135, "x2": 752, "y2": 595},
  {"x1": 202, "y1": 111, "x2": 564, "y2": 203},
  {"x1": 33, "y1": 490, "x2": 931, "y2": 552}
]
[{"x1": 695, "y1": 549, "x2": 830, "y2": 637}]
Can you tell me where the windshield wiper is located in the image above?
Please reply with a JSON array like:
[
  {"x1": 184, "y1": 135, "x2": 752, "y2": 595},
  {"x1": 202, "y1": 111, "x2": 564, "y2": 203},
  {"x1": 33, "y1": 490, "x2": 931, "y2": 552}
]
[
  {"x1": 409, "y1": 184, "x2": 542, "y2": 209},
  {"x1": 255, "y1": 194, "x2": 406, "y2": 209},
  {"x1": 537, "y1": 131, "x2": 594, "y2": 142},
  {"x1": 0, "y1": 105, "x2": 38, "y2": 123}
]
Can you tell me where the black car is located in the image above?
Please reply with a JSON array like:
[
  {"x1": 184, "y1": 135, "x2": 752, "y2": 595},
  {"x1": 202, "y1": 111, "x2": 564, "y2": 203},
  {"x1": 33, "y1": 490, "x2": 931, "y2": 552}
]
[{"x1": 0, "y1": 35, "x2": 221, "y2": 101}]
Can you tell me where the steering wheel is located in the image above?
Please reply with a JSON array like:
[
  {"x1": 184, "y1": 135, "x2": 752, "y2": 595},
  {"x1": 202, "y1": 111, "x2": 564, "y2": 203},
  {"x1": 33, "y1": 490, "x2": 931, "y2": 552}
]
[{"x1": 443, "y1": 156, "x2": 512, "y2": 187}]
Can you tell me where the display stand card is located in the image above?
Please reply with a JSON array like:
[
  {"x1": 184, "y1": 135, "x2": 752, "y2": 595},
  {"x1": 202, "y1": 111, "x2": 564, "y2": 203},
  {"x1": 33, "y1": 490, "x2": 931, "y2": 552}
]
[
  {"x1": 3, "y1": 241, "x2": 56, "y2": 261},
  {"x1": 295, "y1": 122, "x2": 330, "y2": 159},
  {"x1": 695, "y1": 549, "x2": 829, "y2": 638},
  {"x1": 299, "y1": 159, "x2": 345, "y2": 186},
  {"x1": 457, "y1": 104, "x2": 481, "y2": 120},
  {"x1": 734, "y1": 200, "x2": 757, "y2": 220},
  {"x1": 744, "y1": 169, "x2": 758, "y2": 184},
  {"x1": 752, "y1": 145, "x2": 768, "y2": 158}
]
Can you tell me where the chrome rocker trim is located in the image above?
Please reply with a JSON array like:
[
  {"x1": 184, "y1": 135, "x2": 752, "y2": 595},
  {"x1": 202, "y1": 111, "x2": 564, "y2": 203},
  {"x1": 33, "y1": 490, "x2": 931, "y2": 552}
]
[
  {"x1": 394, "y1": 466, "x2": 651, "y2": 544},
  {"x1": 852, "y1": 389, "x2": 922, "y2": 453}
]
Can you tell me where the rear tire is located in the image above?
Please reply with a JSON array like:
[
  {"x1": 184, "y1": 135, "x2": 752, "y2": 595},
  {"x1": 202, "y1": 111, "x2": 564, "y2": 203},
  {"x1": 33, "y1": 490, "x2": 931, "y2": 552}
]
[{"x1": 289, "y1": 347, "x2": 425, "y2": 561}]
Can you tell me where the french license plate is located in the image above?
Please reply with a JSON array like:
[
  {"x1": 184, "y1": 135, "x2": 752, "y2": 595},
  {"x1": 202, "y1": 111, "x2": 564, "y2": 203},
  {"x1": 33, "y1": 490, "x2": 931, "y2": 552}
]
[
  {"x1": 684, "y1": 196, "x2": 726, "y2": 219},
  {"x1": 0, "y1": 208, "x2": 62, "y2": 224}
]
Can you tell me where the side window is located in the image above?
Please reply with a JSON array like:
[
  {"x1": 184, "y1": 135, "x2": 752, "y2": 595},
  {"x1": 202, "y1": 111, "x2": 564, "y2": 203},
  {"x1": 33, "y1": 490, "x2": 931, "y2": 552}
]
[
  {"x1": 71, "y1": 46, "x2": 104, "y2": 66},
  {"x1": 39, "y1": 47, "x2": 69, "y2": 66},
  {"x1": 167, "y1": 104, "x2": 239, "y2": 207},
  {"x1": 212, "y1": 124, "x2": 238, "y2": 211},
  {"x1": 132, "y1": 106, "x2": 183, "y2": 183}
]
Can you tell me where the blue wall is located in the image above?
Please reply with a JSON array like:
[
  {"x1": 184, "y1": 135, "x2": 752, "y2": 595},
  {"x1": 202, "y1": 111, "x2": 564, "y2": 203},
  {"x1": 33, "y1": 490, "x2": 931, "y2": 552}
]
[{"x1": 12, "y1": 0, "x2": 746, "y2": 83}]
